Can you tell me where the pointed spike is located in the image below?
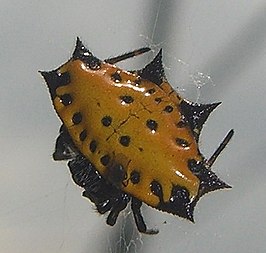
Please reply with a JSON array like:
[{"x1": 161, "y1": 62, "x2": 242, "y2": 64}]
[
  {"x1": 188, "y1": 159, "x2": 231, "y2": 198},
  {"x1": 185, "y1": 204, "x2": 195, "y2": 223},
  {"x1": 53, "y1": 125, "x2": 78, "y2": 161},
  {"x1": 39, "y1": 70, "x2": 49, "y2": 80},
  {"x1": 197, "y1": 167, "x2": 232, "y2": 197},
  {"x1": 155, "y1": 185, "x2": 196, "y2": 221},
  {"x1": 40, "y1": 70, "x2": 71, "y2": 99},
  {"x1": 72, "y1": 37, "x2": 102, "y2": 70},
  {"x1": 72, "y1": 37, "x2": 90, "y2": 59},
  {"x1": 137, "y1": 49, "x2": 166, "y2": 86},
  {"x1": 180, "y1": 99, "x2": 221, "y2": 141}
]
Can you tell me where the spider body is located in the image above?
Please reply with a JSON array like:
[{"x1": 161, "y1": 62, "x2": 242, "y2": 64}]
[{"x1": 41, "y1": 38, "x2": 233, "y2": 234}]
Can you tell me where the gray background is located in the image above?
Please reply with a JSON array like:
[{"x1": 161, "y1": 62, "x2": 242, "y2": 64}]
[{"x1": 1, "y1": 1, "x2": 266, "y2": 252}]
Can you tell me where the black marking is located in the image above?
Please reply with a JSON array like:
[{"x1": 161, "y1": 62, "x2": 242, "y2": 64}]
[
  {"x1": 40, "y1": 71, "x2": 70, "y2": 100},
  {"x1": 137, "y1": 49, "x2": 166, "y2": 86},
  {"x1": 72, "y1": 37, "x2": 101, "y2": 70},
  {"x1": 120, "y1": 95, "x2": 134, "y2": 104},
  {"x1": 100, "y1": 155, "x2": 110, "y2": 166},
  {"x1": 155, "y1": 97, "x2": 162, "y2": 104},
  {"x1": 89, "y1": 140, "x2": 97, "y2": 153},
  {"x1": 111, "y1": 72, "x2": 122, "y2": 83},
  {"x1": 130, "y1": 171, "x2": 140, "y2": 184},
  {"x1": 60, "y1": 94, "x2": 72, "y2": 106},
  {"x1": 101, "y1": 116, "x2": 112, "y2": 126},
  {"x1": 146, "y1": 119, "x2": 158, "y2": 132},
  {"x1": 72, "y1": 112, "x2": 82, "y2": 124},
  {"x1": 150, "y1": 180, "x2": 163, "y2": 202},
  {"x1": 163, "y1": 105, "x2": 173, "y2": 113},
  {"x1": 180, "y1": 99, "x2": 220, "y2": 141},
  {"x1": 79, "y1": 130, "x2": 87, "y2": 141},
  {"x1": 138, "y1": 147, "x2": 144, "y2": 152},
  {"x1": 134, "y1": 77, "x2": 142, "y2": 86},
  {"x1": 187, "y1": 159, "x2": 202, "y2": 174},
  {"x1": 119, "y1": 135, "x2": 131, "y2": 147},
  {"x1": 146, "y1": 88, "x2": 156, "y2": 95},
  {"x1": 176, "y1": 93, "x2": 181, "y2": 100},
  {"x1": 176, "y1": 120, "x2": 187, "y2": 128},
  {"x1": 176, "y1": 138, "x2": 190, "y2": 148}
]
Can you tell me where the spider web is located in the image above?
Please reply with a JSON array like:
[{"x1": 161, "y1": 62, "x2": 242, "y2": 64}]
[
  {"x1": 106, "y1": 208, "x2": 144, "y2": 253},
  {"x1": 139, "y1": 9, "x2": 214, "y2": 105}
]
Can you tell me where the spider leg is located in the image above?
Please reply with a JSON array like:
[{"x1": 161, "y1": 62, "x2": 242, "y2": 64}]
[
  {"x1": 206, "y1": 129, "x2": 234, "y2": 168},
  {"x1": 68, "y1": 155, "x2": 114, "y2": 214},
  {"x1": 104, "y1": 47, "x2": 151, "y2": 64},
  {"x1": 68, "y1": 155, "x2": 132, "y2": 226},
  {"x1": 106, "y1": 194, "x2": 130, "y2": 226},
  {"x1": 131, "y1": 197, "x2": 158, "y2": 235},
  {"x1": 56, "y1": 132, "x2": 159, "y2": 234}
]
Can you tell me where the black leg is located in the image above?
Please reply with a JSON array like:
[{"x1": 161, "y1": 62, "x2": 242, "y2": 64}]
[
  {"x1": 104, "y1": 47, "x2": 151, "y2": 64},
  {"x1": 131, "y1": 197, "x2": 158, "y2": 235},
  {"x1": 68, "y1": 154, "x2": 132, "y2": 225},
  {"x1": 68, "y1": 155, "x2": 99, "y2": 187},
  {"x1": 106, "y1": 195, "x2": 130, "y2": 226},
  {"x1": 206, "y1": 129, "x2": 234, "y2": 168}
]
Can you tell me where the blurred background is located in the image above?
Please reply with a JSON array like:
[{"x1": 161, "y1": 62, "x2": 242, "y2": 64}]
[{"x1": 1, "y1": 1, "x2": 266, "y2": 252}]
